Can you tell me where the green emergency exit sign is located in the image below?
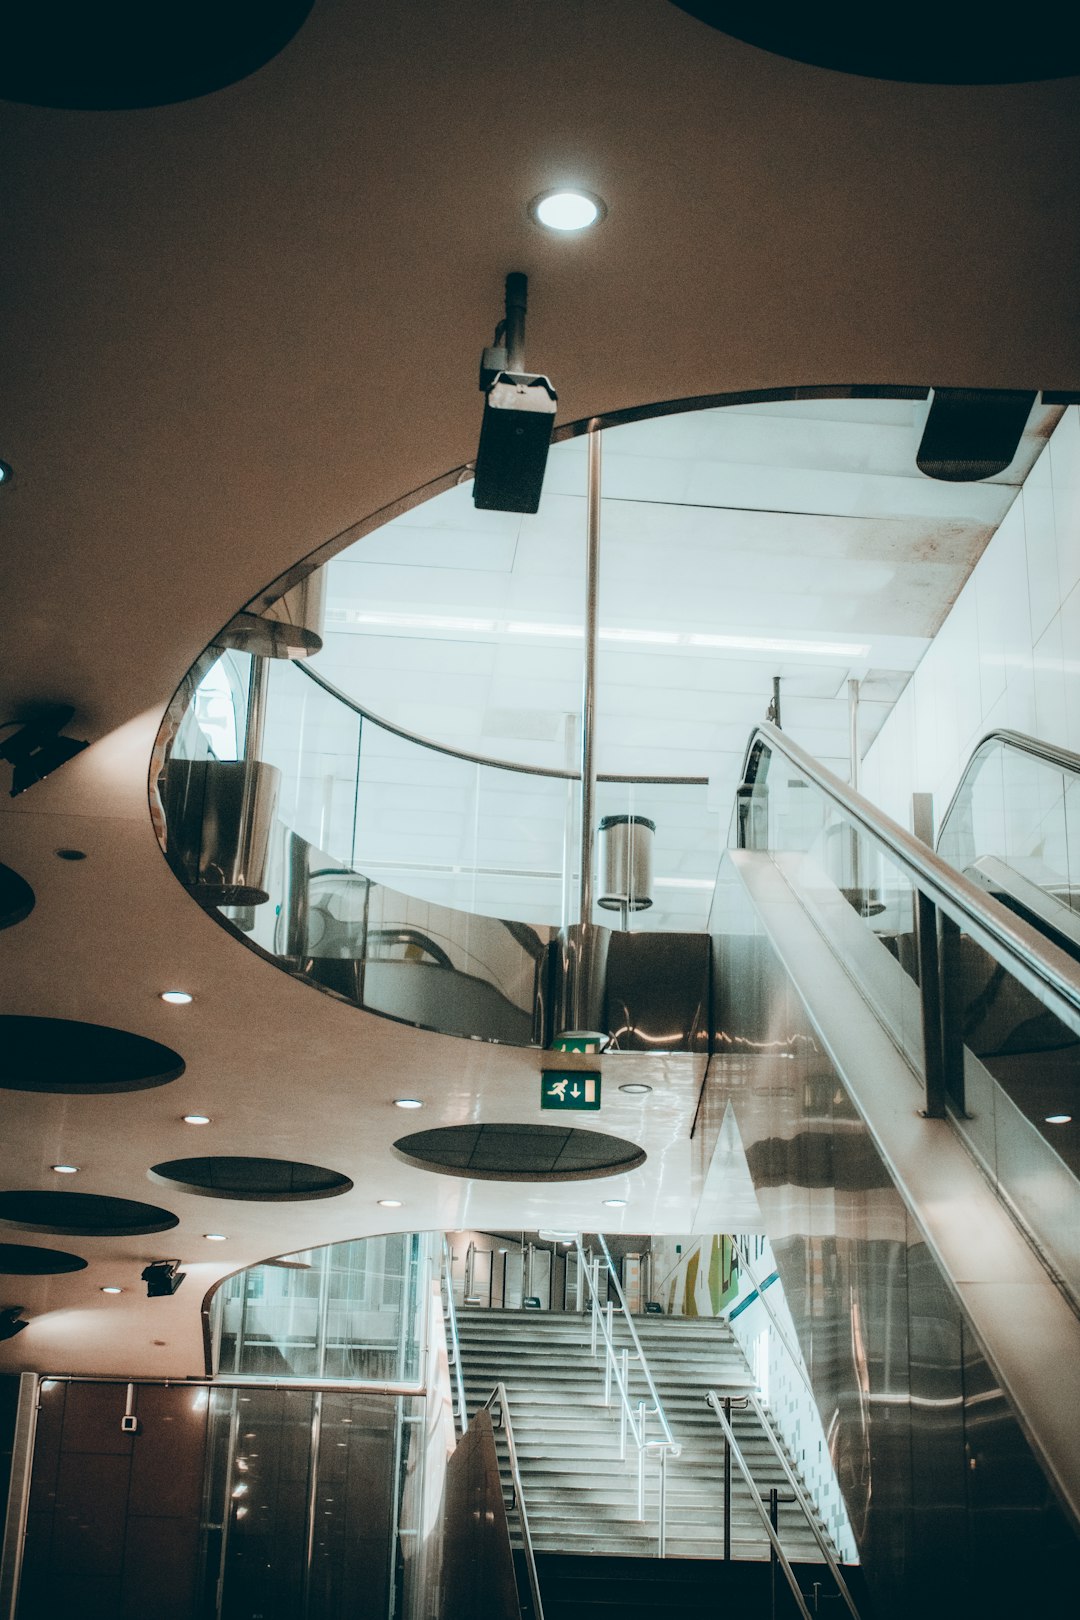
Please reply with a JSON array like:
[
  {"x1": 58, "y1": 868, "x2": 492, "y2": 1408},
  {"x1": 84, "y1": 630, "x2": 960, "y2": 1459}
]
[{"x1": 541, "y1": 1071, "x2": 601, "y2": 1111}]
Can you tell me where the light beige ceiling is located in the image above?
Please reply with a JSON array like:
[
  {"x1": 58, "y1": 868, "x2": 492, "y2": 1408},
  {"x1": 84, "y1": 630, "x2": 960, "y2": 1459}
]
[{"x1": 2, "y1": 0, "x2": 1080, "y2": 1375}]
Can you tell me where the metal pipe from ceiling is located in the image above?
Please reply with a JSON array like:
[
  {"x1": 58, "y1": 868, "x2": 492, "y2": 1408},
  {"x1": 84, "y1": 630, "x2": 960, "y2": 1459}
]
[{"x1": 580, "y1": 426, "x2": 602, "y2": 927}]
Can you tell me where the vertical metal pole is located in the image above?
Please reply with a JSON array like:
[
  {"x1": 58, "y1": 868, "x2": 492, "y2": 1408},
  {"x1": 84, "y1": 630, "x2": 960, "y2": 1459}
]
[
  {"x1": 244, "y1": 654, "x2": 268, "y2": 761},
  {"x1": 847, "y1": 679, "x2": 860, "y2": 793},
  {"x1": 938, "y1": 910, "x2": 967, "y2": 1112},
  {"x1": 561, "y1": 713, "x2": 578, "y2": 931},
  {"x1": 504, "y1": 272, "x2": 528, "y2": 373},
  {"x1": 619, "y1": 1351, "x2": 628, "y2": 1460},
  {"x1": 579, "y1": 427, "x2": 602, "y2": 929},
  {"x1": 917, "y1": 890, "x2": 947, "y2": 1119},
  {"x1": 723, "y1": 1397, "x2": 732, "y2": 1561},
  {"x1": 302, "y1": 1391, "x2": 322, "y2": 1619},
  {"x1": 847, "y1": 678, "x2": 861, "y2": 896},
  {"x1": 590, "y1": 1261, "x2": 600, "y2": 1356},
  {"x1": 658, "y1": 1448, "x2": 668, "y2": 1559},
  {"x1": 769, "y1": 1487, "x2": 779, "y2": 1620},
  {"x1": 0, "y1": 1373, "x2": 38, "y2": 1620}
]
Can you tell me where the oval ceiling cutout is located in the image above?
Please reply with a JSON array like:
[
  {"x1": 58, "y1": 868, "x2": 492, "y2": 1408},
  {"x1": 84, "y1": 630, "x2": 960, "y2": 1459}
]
[
  {"x1": 668, "y1": 3, "x2": 1080, "y2": 83},
  {"x1": 149, "y1": 1156, "x2": 353, "y2": 1201},
  {"x1": 393, "y1": 1123, "x2": 646, "y2": 1182},
  {"x1": 0, "y1": 1015, "x2": 184, "y2": 1094},
  {"x1": 0, "y1": 1191, "x2": 179, "y2": 1236},
  {"x1": 2, "y1": 0, "x2": 315, "y2": 109},
  {"x1": 0, "y1": 1241, "x2": 87, "y2": 1275},
  {"x1": 0, "y1": 863, "x2": 35, "y2": 931}
]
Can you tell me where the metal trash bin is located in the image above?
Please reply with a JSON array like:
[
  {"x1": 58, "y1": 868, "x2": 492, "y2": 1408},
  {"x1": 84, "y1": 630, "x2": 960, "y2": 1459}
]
[{"x1": 598, "y1": 814, "x2": 655, "y2": 912}]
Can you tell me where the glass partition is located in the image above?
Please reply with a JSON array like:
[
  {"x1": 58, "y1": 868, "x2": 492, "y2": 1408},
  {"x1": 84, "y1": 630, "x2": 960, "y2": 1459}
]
[
  {"x1": 212, "y1": 1232, "x2": 427, "y2": 1383},
  {"x1": 938, "y1": 733, "x2": 1080, "y2": 953}
]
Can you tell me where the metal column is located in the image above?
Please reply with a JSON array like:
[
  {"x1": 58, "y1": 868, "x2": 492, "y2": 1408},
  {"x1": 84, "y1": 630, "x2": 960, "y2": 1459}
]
[{"x1": 579, "y1": 427, "x2": 602, "y2": 929}]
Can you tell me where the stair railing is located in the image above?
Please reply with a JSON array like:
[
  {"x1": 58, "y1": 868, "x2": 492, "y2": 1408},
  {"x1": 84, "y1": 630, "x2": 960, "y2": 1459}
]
[
  {"x1": 441, "y1": 1236, "x2": 469, "y2": 1437},
  {"x1": 705, "y1": 1390, "x2": 860, "y2": 1620},
  {"x1": 575, "y1": 1234, "x2": 680, "y2": 1554},
  {"x1": 480, "y1": 1384, "x2": 545, "y2": 1620}
]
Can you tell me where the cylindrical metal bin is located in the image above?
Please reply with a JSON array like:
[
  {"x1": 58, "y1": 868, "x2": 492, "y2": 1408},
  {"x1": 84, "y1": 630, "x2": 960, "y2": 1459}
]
[
  {"x1": 160, "y1": 758, "x2": 281, "y2": 906},
  {"x1": 598, "y1": 814, "x2": 655, "y2": 912}
]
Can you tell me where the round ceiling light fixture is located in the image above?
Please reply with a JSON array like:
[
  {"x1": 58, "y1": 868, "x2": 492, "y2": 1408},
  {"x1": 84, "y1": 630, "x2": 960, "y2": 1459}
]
[
  {"x1": 50, "y1": 1165, "x2": 78, "y2": 1175},
  {"x1": 0, "y1": 461, "x2": 12, "y2": 484},
  {"x1": 393, "y1": 1098, "x2": 424, "y2": 1110},
  {"x1": 602, "y1": 1198, "x2": 627, "y2": 1207},
  {"x1": 618, "y1": 1083, "x2": 653, "y2": 1096},
  {"x1": 530, "y1": 189, "x2": 607, "y2": 233},
  {"x1": 1045, "y1": 1113, "x2": 1072, "y2": 1125},
  {"x1": 183, "y1": 1114, "x2": 212, "y2": 1125},
  {"x1": 378, "y1": 1199, "x2": 403, "y2": 1208},
  {"x1": 204, "y1": 1233, "x2": 227, "y2": 1241},
  {"x1": 100, "y1": 1286, "x2": 122, "y2": 1295},
  {"x1": 160, "y1": 990, "x2": 193, "y2": 1005}
]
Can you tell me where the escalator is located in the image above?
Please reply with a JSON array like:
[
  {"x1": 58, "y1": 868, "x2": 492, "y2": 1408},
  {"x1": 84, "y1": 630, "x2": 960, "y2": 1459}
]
[
  {"x1": 937, "y1": 729, "x2": 1080, "y2": 965},
  {"x1": 708, "y1": 722, "x2": 1080, "y2": 1617}
]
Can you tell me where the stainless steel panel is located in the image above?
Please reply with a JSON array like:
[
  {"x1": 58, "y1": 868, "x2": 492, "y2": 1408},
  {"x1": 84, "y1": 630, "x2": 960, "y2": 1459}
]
[{"x1": 705, "y1": 909, "x2": 1080, "y2": 1618}]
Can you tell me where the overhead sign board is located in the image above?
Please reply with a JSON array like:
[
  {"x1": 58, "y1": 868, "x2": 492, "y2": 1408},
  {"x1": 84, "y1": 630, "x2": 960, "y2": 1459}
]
[{"x1": 541, "y1": 1071, "x2": 601, "y2": 1111}]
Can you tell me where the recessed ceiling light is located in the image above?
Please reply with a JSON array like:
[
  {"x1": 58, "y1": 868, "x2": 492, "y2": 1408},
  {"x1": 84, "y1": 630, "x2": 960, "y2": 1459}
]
[
  {"x1": 602, "y1": 1198, "x2": 627, "y2": 1208},
  {"x1": 1045, "y1": 1113, "x2": 1072, "y2": 1125},
  {"x1": 100, "y1": 1286, "x2": 122, "y2": 1295},
  {"x1": 51, "y1": 1164, "x2": 79, "y2": 1175},
  {"x1": 393, "y1": 1098, "x2": 424, "y2": 1110},
  {"x1": 160, "y1": 990, "x2": 193, "y2": 1005},
  {"x1": 618, "y1": 1083, "x2": 653, "y2": 1095},
  {"x1": 378, "y1": 1199, "x2": 403, "y2": 1208},
  {"x1": 182, "y1": 1114, "x2": 212, "y2": 1125},
  {"x1": 55, "y1": 848, "x2": 87, "y2": 861},
  {"x1": 0, "y1": 461, "x2": 12, "y2": 484},
  {"x1": 530, "y1": 188, "x2": 606, "y2": 232},
  {"x1": 204, "y1": 1233, "x2": 227, "y2": 1242}
]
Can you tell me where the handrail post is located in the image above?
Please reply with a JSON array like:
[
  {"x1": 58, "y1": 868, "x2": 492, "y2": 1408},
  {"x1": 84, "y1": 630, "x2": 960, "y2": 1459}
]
[
  {"x1": 658, "y1": 1446, "x2": 668, "y2": 1558},
  {"x1": 938, "y1": 909, "x2": 966, "y2": 1112},
  {"x1": 916, "y1": 889, "x2": 947, "y2": 1118},
  {"x1": 723, "y1": 1396, "x2": 732, "y2": 1561},
  {"x1": 604, "y1": 1322, "x2": 613, "y2": 1407},
  {"x1": 769, "y1": 1487, "x2": 779, "y2": 1620},
  {"x1": 619, "y1": 1350, "x2": 628, "y2": 1460},
  {"x1": 637, "y1": 1403, "x2": 646, "y2": 1521}
]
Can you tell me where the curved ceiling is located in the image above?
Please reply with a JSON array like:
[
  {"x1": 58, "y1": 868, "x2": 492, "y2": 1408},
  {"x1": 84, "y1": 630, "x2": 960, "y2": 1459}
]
[{"x1": 2, "y1": 0, "x2": 1079, "y2": 1377}]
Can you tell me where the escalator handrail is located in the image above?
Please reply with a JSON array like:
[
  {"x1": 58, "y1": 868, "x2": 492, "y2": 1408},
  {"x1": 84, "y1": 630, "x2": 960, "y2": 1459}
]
[
  {"x1": 740, "y1": 721, "x2": 1080, "y2": 1041},
  {"x1": 937, "y1": 727, "x2": 1080, "y2": 851}
]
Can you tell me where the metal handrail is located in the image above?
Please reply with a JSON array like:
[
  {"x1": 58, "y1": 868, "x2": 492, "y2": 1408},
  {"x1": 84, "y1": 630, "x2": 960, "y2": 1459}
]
[
  {"x1": 441, "y1": 1237, "x2": 468, "y2": 1437},
  {"x1": 740, "y1": 721, "x2": 1080, "y2": 1043},
  {"x1": 728, "y1": 1237, "x2": 814, "y2": 1401},
  {"x1": 705, "y1": 1393, "x2": 821, "y2": 1620},
  {"x1": 594, "y1": 1235, "x2": 677, "y2": 1453},
  {"x1": 938, "y1": 728, "x2": 1080, "y2": 847},
  {"x1": 746, "y1": 1392, "x2": 860, "y2": 1620},
  {"x1": 480, "y1": 1384, "x2": 545, "y2": 1620},
  {"x1": 576, "y1": 1236, "x2": 679, "y2": 1553},
  {"x1": 300, "y1": 662, "x2": 708, "y2": 786}
]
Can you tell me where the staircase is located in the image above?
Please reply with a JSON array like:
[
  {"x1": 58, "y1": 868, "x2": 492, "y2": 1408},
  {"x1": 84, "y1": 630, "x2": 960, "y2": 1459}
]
[{"x1": 456, "y1": 1306, "x2": 836, "y2": 1565}]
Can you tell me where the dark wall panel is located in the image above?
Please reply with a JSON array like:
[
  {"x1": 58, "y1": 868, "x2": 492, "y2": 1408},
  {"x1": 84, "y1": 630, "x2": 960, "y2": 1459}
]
[{"x1": 17, "y1": 1381, "x2": 208, "y2": 1620}]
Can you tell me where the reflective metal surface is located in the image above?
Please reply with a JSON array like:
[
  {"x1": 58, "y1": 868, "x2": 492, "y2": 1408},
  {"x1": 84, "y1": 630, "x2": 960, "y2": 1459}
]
[{"x1": 701, "y1": 901, "x2": 1080, "y2": 1617}]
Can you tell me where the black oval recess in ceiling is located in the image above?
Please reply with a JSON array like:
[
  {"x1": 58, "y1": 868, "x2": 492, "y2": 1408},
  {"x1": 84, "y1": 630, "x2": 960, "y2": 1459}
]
[
  {"x1": 149, "y1": 1156, "x2": 354, "y2": 1201},
  {"x1": 393, "y1": 1123, "x2": 647, "y2": 1182},
  {"x1": 0, "y1": 1191, "x2": 179, "y2": 1236},
  {"x1": 0, "y1": 1015, "x2": 185, "y2": 1094},
  {"x1": 0, "y1": 1241, "x2": 88, "y2": 1275},
  {"x1": 668, "y1": 3, "x2": 1080, "y2": 82},
  {"x1": 0, "y1": 863, "x2": 35, "y2": 931},
  {"x1": 1, "y1": 0, "x2": 314, "y2": 110}
]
